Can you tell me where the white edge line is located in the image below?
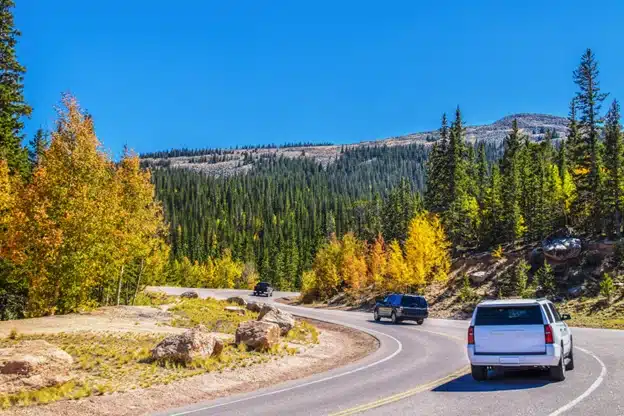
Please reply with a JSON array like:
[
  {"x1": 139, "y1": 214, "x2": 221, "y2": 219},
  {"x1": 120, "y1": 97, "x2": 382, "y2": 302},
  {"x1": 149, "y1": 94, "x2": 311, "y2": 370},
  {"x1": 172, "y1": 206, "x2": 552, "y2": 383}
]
[
  {"x1": 167, "y1": 319, "x2": 403, "y2": 416},
  {"x1": 548, "y1": 346, "x2": 607, "y2": 416}
]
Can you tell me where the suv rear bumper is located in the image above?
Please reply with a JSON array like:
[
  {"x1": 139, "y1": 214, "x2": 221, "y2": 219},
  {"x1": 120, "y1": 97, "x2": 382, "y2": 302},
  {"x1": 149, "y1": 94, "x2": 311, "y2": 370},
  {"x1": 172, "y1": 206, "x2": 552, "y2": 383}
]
[{"x1": 467, "y1": 344, "x2": 561, "y2": 367}]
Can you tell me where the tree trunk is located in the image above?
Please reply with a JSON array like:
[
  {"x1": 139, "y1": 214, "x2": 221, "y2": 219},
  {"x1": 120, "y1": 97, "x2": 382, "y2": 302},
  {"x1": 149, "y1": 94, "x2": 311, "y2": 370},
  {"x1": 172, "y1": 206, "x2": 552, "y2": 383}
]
[
  {"x1": 116, "y1": 264, "x2": 125, "y2": 306},
  {"x1": 132, "y1": 259, "x2": 145, "y2": 305}
]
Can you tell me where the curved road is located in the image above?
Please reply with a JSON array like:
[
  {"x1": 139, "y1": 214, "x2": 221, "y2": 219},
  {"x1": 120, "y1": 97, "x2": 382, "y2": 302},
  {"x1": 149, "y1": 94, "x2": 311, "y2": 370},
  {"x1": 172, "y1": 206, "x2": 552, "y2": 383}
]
[{"x1": 152, "y1": 287, "x2": 624, "y2": 416}]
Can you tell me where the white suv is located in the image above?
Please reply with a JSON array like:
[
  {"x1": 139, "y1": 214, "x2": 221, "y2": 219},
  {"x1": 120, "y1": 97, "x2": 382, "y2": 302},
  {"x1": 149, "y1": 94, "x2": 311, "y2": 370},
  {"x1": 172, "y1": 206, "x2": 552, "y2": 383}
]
[{"x1": 467, "y1": 298, "x2": 574, "y2": 382}]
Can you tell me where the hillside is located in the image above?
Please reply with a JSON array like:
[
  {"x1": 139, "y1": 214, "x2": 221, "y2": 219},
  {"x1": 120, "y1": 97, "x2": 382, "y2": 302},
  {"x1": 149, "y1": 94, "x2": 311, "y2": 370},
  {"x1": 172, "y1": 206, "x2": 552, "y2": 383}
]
[{"x1": 140, "y1": 113, "x2": 567, "y2": 176}]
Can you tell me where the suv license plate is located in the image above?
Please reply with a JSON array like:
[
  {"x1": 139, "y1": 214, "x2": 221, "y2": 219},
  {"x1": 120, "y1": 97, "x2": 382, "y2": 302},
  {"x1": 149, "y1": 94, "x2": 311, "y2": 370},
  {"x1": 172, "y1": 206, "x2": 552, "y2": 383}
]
[{"x1": 499, "y1": 357, "x2": 520, "y2": 364}]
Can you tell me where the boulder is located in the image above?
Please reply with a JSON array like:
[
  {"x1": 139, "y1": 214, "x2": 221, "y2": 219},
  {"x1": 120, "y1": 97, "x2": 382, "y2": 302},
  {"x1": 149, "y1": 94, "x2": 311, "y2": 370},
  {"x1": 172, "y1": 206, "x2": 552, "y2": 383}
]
[
  {"x1": 469, "y1": 271, "x2": 488, "y2": 284},
  {"x1": 0, "y1": 340, "x2": 73, "y2": 376},
  {"x1": 224, "y1": 306, "x2": 246, "y2": 315},
  {"x1": 151, "y1": 325, "x2": 224, "y2": 363},
  {"x1": 235, "y1": 321, "x2": 280, "y2": 350},
  {"x1": 180, "y1": 291, "x2": 199, "y2": 299},
  {"x1": 0, "y1": 340, "x2": 74, "y2": 394},
  {"x1": 542, "y1": 237, "x2": 582, "y2": 262},
  {"x1": 226, "y1": 296, "x2": 248, "y2": 307},
  {"x1": 246, "y1": 301, "x2": 264, "y2": 313},
  {"x1": 257, "y1": 303, "x2": 278, "y2": 320},
  {"x1": 259, "y1": 308, "x2": 295, "y2": 335}
]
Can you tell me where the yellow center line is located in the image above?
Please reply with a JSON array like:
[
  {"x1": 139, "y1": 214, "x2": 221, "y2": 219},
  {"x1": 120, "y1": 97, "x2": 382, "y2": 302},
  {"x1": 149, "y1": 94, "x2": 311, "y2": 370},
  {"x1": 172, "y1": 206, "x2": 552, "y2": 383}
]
[{"x1": 329, "y1": 328, "x2": 468, "y2": 416}]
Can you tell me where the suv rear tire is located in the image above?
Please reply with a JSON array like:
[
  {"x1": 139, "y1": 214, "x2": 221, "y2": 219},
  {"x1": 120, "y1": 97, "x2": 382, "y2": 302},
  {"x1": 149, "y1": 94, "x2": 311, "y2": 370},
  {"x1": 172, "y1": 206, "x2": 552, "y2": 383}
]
[
  {"x1": 565, "y1": 341, "x2": 575, "y2": 371},
  {"x1": 416, "y1": 319, "x2": 424, "y2": 325},
  {"x1": 549, "y1": 355, "x2": 566, "y2": 382},
  {"x1": 373, "y1": 309, "x2": 381, "y2": 322},
  {"x1": 471, "y1": 365, "x2": 487, "y2": 381},
  {"x1": 391, "y1": 311, "x2": 399, "y2": 324}
]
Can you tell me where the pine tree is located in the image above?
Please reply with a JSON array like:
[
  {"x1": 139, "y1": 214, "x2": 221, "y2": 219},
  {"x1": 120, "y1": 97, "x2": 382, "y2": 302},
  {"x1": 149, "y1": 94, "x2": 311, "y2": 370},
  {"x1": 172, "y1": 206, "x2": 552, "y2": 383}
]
[
  {"x1": 425, "y1": 114, "x2": 450, "y2": 213},
  {"x1": 604, "y1": 100, "x2": 623, "y2": 237},
  {"x1": 0, "y1": 0, "x2": 31, "y2": 177},
  {"x1": 571, "y1": 49, "x2": 608, "y2": 233},
  {"x1": 500, "y1": 119, "x2": 525, "y2": 243},
  {"x1": 28, "y1": 128, "x2": 49, "y2": 168}
]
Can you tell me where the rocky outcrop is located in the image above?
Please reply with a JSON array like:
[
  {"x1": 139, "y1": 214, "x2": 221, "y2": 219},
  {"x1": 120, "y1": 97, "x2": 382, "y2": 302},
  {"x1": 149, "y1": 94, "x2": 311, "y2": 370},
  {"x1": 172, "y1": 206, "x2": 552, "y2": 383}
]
[
  {"x1": 151, "y1": 325, "x2": 224, "y2": 363},
  {"x1": 226, "y1": 296, "x2": 248, "y2": 307},
  {"x1": 0, "y1": 340, "x2": 74, "y2": 394},
  {"x1": 235, "y1": 321, "x2": 280, "y2": 350},
  {"x1": 259, "y1": 308, "x2": 295, "y2": 336},
  {"x1": 180, "y1": 291, "x2": 199, "y2": 299}
]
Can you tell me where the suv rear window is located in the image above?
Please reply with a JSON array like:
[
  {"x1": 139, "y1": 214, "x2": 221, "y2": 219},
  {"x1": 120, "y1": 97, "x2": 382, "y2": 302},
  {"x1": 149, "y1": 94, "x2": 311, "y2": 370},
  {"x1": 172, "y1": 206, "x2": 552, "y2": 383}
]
[
  {"x1": 257, "y1": 282, "x2": 269, "y2": 288},
  {"x1": 475, "y1": 305, "x2": 544, "y2": 326},
  {"x1": 400, "y1": 296, "x2": 424, "y2": 307}
]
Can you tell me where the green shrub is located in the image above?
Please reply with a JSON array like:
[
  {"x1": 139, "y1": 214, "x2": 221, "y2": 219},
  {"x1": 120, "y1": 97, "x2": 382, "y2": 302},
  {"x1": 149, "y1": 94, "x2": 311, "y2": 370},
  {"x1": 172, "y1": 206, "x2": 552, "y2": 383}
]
[
  {"x1": 600, "y1": 274, "x2": 615, "y2": 303},
  {"x1": 535, "y1": 263, "x2": 556, "y2": 298}
]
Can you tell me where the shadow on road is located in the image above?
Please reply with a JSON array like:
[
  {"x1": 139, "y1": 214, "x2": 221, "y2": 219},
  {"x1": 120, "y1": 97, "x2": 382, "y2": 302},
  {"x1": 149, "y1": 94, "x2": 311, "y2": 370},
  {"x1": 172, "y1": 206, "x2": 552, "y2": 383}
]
[
  {"x1": 433, "y1": 370, "x2": 553, "y2": 393},
  {"x1": 365, "y1": 320, "x2": 421, "y2": 326}
]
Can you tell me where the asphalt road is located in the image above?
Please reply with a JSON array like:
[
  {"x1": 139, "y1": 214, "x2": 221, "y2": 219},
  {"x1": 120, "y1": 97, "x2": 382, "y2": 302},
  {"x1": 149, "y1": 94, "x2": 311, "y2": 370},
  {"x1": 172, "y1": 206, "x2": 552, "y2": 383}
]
[{"x1": 151, "y1": 287, "x2": 624, "y2": 416}]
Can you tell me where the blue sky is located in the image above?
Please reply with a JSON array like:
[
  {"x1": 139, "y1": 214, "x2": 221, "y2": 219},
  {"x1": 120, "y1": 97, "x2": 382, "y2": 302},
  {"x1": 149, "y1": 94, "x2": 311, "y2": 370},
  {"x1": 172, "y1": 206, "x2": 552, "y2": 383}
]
[{"x1": 17, "y1": 0, "x2": 624, "y2": 156}]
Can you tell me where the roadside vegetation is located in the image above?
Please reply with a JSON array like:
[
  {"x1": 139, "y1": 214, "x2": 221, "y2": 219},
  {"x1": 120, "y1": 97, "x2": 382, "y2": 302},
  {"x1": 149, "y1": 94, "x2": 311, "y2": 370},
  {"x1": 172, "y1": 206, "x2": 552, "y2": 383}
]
[{"x1": 0, "y1": 296, "x2": 319, "y2": 410}]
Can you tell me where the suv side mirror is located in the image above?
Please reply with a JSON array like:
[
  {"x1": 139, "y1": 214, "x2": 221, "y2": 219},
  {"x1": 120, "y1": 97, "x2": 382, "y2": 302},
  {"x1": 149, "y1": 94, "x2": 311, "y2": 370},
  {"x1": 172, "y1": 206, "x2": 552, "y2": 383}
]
[{"x1": 561, "y1": 313, "x2": 571, "y2": 321}]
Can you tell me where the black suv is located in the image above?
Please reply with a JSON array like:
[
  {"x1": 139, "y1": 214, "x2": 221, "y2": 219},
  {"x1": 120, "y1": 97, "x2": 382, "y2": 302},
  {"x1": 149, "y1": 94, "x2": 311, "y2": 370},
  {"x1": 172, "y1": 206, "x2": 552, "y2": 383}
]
[
  {"x1": 253, "y1": 282, "x2": 274, "y2": 297},
  {"x1": 374, "y1": 294, "x2": 428, "y2": 325}
]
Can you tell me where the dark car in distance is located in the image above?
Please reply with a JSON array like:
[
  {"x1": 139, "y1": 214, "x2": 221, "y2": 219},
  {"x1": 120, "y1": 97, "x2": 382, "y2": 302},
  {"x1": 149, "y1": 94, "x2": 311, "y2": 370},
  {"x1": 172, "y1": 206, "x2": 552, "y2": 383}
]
[
  {"x1": 374, "y1": 294, "x2": 428, "y2": 325},
  {"x1": 253, "y1": 282, "x2": 274, "y2": 297}
]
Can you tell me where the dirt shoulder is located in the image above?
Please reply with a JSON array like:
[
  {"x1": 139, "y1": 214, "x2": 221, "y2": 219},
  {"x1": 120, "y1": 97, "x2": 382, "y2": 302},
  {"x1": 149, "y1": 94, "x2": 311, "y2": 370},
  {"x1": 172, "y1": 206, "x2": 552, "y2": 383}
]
[{"x1": 4, "y1": 318, "x2": 378, "y2": 416}]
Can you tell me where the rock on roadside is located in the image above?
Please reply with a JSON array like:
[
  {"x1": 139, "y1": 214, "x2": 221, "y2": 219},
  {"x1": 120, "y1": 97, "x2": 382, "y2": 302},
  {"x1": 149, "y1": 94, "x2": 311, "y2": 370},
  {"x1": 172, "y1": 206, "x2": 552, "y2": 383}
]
[
  {"x1": 257, "y1": 303, "x2": 278, "y2": 320},
  {"x1": 180, "y1": 291, "x2": 199, "y2": 299},
  {"x1": 259, "y1": 308, "x2": 295, "y2": 336},
  {"x1": 151, "y1": 325, "x2": 224, "y2": 363},
  {"x1": 235, "y1": 321, "x2": 280, "y2": 350},
  {"x1": 226, "y1": 296, "x2": 248, "y2": 307},
  {"x1": 224, "y1": 306, "x2": 246, "y2": 315},
  {"x1": 246, "y1": 301, "x2": 264, "y2": 313},
  {"x1": 0, "y1": 340, "x2": 74, "y2": 394}
]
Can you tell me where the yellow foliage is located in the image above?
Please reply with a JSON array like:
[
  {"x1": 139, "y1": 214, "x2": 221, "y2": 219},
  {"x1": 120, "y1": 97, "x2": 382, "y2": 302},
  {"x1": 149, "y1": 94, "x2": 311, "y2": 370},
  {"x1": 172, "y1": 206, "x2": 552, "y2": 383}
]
[
  {"x1": 492, "y1": 244, "x2": 504, "y2": 259},
  {"x1": 404, "y1": 212, "x2": 451, "y2": 286},
  {"x1": 384, "y1": 240, "x2": 410, "y2": 292},
  {"x1": 368, "y1": 234, "x2": 387, "y2": 289},
  {"x1": 339, "y1": 232, "x2": 368, "y2": 292}
]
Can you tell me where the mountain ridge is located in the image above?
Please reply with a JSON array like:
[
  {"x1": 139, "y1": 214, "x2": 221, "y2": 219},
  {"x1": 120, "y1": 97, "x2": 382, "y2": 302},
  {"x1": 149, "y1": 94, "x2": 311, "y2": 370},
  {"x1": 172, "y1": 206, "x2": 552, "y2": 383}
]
[{"x1": 141, "y1": 113, "x2": 568, "y2": 176}]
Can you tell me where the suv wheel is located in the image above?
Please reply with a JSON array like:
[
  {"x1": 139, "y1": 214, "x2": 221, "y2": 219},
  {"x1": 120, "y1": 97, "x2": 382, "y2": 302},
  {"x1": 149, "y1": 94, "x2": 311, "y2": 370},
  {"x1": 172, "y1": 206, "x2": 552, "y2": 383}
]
[
  {"x1": 373, "y1": 309, "x2": 381, "y2": 321},
  {"x1": 566, "y1": 341, "x2": 575, "y2": 371},
  {"x1": 549, "y1": 354, "x2": 566, "y2": 382},
  {"x1": 416, "y1": 319, "x2": 424, "y2": 325},
  {"x1": 471, "y1": 365, "x2": 487, "y2": 381},
  {"x1": 391, "y1": 311, "x2": 399, "y2": 324}
]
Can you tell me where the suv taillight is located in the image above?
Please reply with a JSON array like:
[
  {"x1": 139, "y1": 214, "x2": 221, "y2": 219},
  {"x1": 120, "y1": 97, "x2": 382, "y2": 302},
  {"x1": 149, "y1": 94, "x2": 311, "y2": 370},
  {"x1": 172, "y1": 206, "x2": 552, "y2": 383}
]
[
  {"x1": 544, "y1": 324, "x2": 554, "y2": 344},
  {"x1": 467, "y1": 326, "x2": 475, "y2": 345}
]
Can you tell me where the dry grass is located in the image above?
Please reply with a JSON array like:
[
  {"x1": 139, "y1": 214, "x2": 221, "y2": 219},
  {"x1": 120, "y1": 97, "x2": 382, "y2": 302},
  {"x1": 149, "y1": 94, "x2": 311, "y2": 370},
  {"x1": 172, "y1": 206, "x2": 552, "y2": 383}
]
[{"x1": 169, "y1": 298, "x2": 259, "y2": 333}]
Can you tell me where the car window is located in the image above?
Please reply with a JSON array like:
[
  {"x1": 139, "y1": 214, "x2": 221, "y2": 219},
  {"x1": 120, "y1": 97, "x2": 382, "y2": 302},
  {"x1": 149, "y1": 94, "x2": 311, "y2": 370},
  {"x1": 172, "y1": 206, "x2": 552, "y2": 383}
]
[
  {"x1": 390, "y1": 295, "x2": 400, "y2": 305},
  {"x1": 548, "y1": 303, "x2": 562, "y2": 322},
  {"x1": 542, "y1": 304, "x2": 554, "y2": 323},
  {"x1": 383, "y1": 296, "x2": 390, "y2": 304},
  {"x1": 475, "y1": 305, "x2": 544, "y2": 326},
  {"x1": 420, "y1": 297, "x2": 428, "y2": 308},
  {"x1": 400, "y1": 296, "x2": 421, "y2": 307}
]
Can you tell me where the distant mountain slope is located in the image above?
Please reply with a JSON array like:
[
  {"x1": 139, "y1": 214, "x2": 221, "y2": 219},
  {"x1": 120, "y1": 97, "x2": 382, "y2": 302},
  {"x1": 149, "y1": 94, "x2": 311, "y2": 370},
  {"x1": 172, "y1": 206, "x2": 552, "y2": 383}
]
[{"x1": 141, "y1": 113, "x2": 567, "y2": 176}]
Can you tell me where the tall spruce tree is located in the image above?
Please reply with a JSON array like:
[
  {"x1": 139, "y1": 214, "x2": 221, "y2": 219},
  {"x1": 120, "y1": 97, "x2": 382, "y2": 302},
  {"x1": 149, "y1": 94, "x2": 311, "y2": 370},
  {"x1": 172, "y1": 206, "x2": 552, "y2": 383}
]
[
  {"x1": 0, "y1": 0, "x2": 31, "y2": 177},
  {"x1": 572, "y1": 49, "x2": 608, "y2": 233},
  {"x1": 604, "y1": 100, "x2": 623, "y2": 236},
  {"x1": 425, "y1": 114, "x2": 450, "y2": 213},
  {"x1": 500, "y1": 119, "x2": 525, "y2": 243}
]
